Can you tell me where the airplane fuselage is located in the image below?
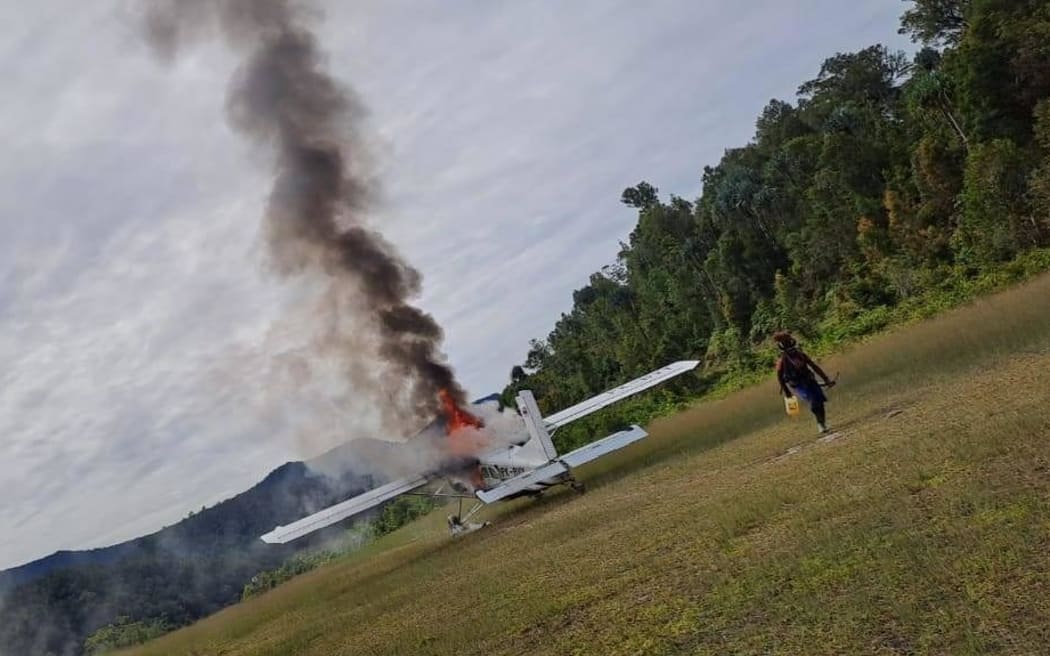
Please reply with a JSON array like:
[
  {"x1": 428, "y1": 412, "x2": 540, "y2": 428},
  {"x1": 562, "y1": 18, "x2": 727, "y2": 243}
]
[{"x1": 439, "y1": 419, "x2": 562, "y2": 495}]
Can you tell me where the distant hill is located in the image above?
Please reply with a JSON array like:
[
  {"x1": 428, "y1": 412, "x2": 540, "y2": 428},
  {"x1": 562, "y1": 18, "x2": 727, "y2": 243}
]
[
  {"x1": 0, "y1": 436, "x2": 408, "y2": 656},
  {"x1": 0, "y1": 439, "x2": 397, "y2": 589}
]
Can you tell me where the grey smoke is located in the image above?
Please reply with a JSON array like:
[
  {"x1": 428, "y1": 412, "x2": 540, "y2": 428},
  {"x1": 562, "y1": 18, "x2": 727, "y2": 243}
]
[{"x1": 141, "y1": 0, "x2": 464, "y2": 429}]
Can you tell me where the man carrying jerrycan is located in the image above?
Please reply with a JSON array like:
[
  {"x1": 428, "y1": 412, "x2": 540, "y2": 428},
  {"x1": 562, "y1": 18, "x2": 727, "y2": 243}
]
[{"x1": 774, "y1": 331, "x2": 836, "y2": 434}]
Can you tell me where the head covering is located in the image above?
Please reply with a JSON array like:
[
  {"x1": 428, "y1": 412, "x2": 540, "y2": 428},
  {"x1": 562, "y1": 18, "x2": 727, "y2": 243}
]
[{"x1": 773, "y1": 331, "x2": 798, "y2": 351}]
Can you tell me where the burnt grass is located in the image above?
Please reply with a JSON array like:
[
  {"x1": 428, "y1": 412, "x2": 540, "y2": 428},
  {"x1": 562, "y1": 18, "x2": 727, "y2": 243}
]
[{"x1": 125, "y1": 274, "x2": 1050, "y2": 656}]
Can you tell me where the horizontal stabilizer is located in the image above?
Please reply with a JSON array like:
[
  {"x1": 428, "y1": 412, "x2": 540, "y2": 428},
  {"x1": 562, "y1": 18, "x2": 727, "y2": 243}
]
[
  {"x1": 475, "y1": 425, "x2": 648, "y2": 504},
  {"x1": 260, "y1": 475, "x2": 430, "y2": 544},
  {"x1": 558, "y1": 425, "x2": 647, "y2": 468},
  {"x1": 542, "y1": 360, "x2": 699, "y2": 428}
]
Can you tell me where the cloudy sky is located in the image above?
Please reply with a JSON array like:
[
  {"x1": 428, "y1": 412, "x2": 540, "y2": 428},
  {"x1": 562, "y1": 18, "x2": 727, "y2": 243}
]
[{"x1": 0, "y1": 0, "x2": 910, "y2": 569}]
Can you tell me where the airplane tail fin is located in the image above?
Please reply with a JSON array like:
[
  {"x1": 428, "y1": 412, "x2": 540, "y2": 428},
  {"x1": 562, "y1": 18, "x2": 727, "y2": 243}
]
[{"x1": 514, "y1": 390, "x2": 558, "y2": 460}]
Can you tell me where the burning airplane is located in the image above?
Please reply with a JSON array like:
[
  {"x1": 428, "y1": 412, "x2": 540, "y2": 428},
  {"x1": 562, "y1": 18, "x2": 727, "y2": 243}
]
[{"x1": 260, "y1": 360, "x2": 699, "y2": 542}]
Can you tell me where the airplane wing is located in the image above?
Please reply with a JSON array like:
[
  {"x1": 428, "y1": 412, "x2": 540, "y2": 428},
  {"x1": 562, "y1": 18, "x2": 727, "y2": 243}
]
[
  {"x1": 542, "y1": 360, "x2": 699, "y2": 428},
  {"x1": 260, "y1": 475, "x2": 431, "y2": 544}
]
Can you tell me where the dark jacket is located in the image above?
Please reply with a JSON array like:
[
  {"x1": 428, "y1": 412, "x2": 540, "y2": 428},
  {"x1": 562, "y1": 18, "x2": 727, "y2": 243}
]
[{"x1": 776, "y1": 347, "x2": 830, "y2": 397}]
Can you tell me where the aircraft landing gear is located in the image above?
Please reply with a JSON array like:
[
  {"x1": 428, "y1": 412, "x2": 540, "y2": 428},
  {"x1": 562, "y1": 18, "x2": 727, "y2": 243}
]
[
  {"x1": 569, "y1": 480, "x2": 586, "y2": 494},
  {"x1": 447, "y1": 500, "x2": 488, "y2": 537}
]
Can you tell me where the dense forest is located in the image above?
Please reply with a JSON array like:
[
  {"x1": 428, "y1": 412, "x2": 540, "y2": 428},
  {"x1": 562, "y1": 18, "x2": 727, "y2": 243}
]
[{"x1": 503, "y1": 0, "x2": 1050, "y2": 450}]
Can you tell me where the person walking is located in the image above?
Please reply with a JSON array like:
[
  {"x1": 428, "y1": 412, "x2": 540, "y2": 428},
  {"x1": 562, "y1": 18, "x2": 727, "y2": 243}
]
[{"x1": 774, "y1": 331, "x2": 835, "y2": 433}]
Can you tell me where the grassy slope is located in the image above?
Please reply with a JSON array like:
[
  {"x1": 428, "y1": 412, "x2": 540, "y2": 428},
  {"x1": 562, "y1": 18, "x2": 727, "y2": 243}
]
[{"x1": 126, "y1": 274, "x2": 1050, "y2": 656}]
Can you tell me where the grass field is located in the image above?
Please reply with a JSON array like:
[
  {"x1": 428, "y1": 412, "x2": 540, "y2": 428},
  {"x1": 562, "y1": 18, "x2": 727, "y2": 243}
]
[{"x1": 125, "y1": 274, "x2": 1050, "y2": 656}]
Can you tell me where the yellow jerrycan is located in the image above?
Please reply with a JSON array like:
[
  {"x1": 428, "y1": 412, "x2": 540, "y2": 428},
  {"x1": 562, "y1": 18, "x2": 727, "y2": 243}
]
[{"x1": 784, "y1": 395, "x2": 801, "y2": 417}]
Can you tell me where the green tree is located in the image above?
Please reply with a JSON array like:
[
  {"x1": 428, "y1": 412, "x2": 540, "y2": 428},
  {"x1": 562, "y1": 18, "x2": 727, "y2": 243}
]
[
  {"x1": 797, "y1": 45, "x2": 909, "y2": 128},
  {"x1": 955, "y1": 139, "x2": 1033, "y2": 263},
  {"x1": 83, "y1": 617, "x2": 171, "y2": 655},
  {"x1": 1028, "y1": 100, "x2": 1050, "y2": 240},
  {"x1": 899, "y1": 0, "x2": 970, "y2": 46},
  {"x1": 905, "y1": 48, "x2": 969, "y2": 149},
  {"x1": 620, "y1": 181, "x2": 660, "y2": 209}
]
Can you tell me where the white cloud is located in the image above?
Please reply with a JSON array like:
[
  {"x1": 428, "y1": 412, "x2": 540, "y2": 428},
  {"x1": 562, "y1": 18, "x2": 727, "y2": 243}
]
[{"x1": 0, "y1": 0, "x2": 909, "y2": 568}]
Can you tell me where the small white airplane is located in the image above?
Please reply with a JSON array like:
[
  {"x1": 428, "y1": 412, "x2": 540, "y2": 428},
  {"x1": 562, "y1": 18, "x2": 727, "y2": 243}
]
[{"x1": 260, "y1": 360, "x2": 699, "y2": 543}]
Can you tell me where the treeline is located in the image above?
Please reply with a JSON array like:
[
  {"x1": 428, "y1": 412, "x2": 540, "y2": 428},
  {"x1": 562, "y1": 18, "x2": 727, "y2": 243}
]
[
  {"x1": 503, "y1": 0, "x2": 1050, "y2": 449},
  {"x1": 83, "y1": 618, "x2": 171, "y2": 656}
]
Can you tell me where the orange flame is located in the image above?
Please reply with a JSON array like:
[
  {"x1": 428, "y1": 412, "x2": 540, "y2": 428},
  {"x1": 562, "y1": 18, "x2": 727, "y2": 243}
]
[
  {"x1": 438, "y1": 389, "x2": 487, "y2": 489},
  {"x1": 439, "y1": 388, "x2": 483, "y2": 434}
]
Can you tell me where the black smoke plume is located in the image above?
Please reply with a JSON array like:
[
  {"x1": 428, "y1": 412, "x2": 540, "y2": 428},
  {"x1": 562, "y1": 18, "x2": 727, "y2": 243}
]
[{"x1": 141, "y1": 0, "x2": 463, "y2": 426}]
